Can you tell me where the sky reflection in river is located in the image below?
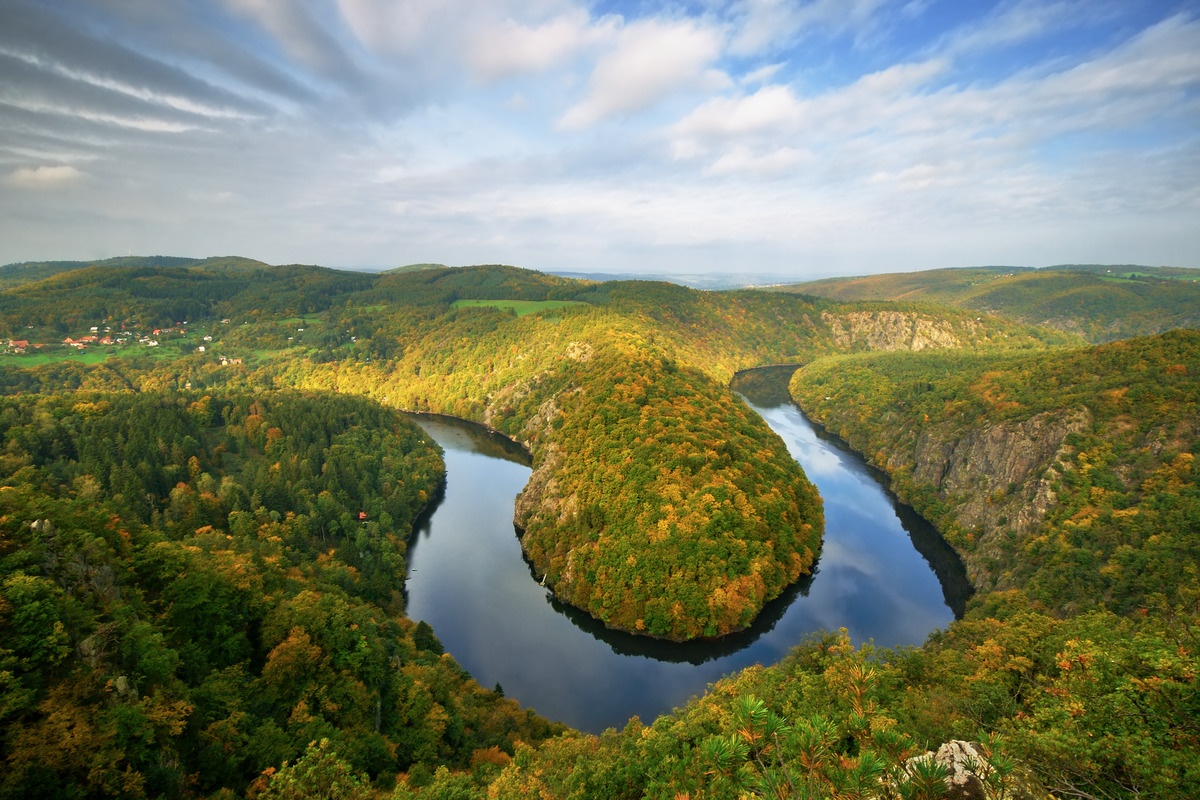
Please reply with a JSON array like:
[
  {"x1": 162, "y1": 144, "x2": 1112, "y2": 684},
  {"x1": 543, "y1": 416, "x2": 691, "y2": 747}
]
[{"x1": 405, "y1": 393, "x2": 966, "y2": 733}]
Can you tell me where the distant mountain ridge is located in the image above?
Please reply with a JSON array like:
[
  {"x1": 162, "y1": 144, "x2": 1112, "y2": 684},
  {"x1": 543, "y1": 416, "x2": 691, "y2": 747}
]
[{"x1": 778, "y1": 264, "x2": 1200, "y2": 342}]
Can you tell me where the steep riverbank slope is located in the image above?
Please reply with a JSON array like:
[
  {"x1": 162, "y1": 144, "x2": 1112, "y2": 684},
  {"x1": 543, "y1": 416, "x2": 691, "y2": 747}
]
[{"x1": 789, "y1": 330, "x2": 1200, "y2": 613}]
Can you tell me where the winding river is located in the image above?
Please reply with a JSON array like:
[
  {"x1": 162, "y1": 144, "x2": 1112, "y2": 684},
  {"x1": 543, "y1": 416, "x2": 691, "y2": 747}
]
[{"x1": 404, "y1": 367, "x2": 971, "y2": 734}]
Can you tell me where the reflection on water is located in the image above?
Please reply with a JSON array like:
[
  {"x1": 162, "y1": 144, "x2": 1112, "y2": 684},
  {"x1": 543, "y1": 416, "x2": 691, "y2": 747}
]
[{"x1": 404, "y1": 372, "x2": 969, "y2": 733}]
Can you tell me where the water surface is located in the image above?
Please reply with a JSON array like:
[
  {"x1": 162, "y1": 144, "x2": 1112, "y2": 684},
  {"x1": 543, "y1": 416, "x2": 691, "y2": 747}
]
[{"x1": 405, "y1": 375, "x2": 968, "y2": 733}]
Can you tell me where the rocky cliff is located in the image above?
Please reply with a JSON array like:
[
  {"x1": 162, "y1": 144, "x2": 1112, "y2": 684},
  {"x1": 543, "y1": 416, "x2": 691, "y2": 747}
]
[
  {"x1": 883, "y1": 408, "x2": 1092, "y2": 592},
  {"x1": 820, "y1": 310, "x2": 974, "y2": 351}
]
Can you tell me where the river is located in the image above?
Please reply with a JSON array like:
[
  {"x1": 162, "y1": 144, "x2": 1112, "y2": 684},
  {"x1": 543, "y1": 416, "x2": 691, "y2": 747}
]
[{"x1": 404, "y1": 367, "x2": 970, "y2": 734}]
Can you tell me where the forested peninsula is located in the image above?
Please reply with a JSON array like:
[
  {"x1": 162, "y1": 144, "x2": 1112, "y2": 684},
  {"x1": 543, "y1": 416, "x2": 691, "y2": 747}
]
[{"x1": 0, "y1": 257, "x2": 1196, "y2": 799}]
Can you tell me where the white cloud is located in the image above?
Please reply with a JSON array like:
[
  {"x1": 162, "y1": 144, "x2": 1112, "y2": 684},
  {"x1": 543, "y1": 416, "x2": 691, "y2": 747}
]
[
  {"x1": 1035, "y1": 13, "x2": 1200, "y2": 96},
  {"x1": 559, "y1": 18, "x2": 728, "y2": 129},
  {"x1": 938, "y1": 0, "x2": 1096, "y2": 57},
  {"x1": 467, "y1": 11, "x2": 612, "y2": 81},
  {"x1": 869, "y1": 161, "x2": 964, "y2": 191},
  {"x1": 707, "y1": 145, "x2": 813, "y2": 177},
  {"x1": 909, "y1": 15, "x2": 1200, "y2": 145},
  {"x1": 740, "y1": 63, "x2": 785, "y2": 86},
  {"x1": 730, "y1": 0, "x2": 892, "y2": 55},
  {"x1": 6, "y1": 164, "x2": 87, "y2": 188},
  {"x1": 335, "y1": 0, "x2": 576, "y2": 59},
  {"x1": 669, "y1": 59, "x2": 947, "y2": 162},
  {"x1": 671, "y1": 85, "x2": 804, "y2": 145}
]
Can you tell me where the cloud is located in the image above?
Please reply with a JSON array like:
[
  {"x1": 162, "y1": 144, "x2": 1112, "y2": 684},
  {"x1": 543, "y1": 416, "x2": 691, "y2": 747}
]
[
  {"x1": 1035, "y1": 13, "x2": 1200, "y2": 97},
  {"x1": 668, "y1": 59, "x2": 947, "y2": 161},
  {"x1": 740, "y1": 63, "x2": 785, "y2": 86},
  {"x1": 670, "y1": 8, "x2": 1200, "y2": 187},
  {"x1": 0, "y1": 52, "x2": 210, "y2": 134},
  {"x1": 670, "y1": 84, "x2": 804, "y2": 153},
  {"x1": 707, "y1": 145, "x2": 814, "y2": 178},
  {"x1": 221, "y1": 0, "x2": 361, "y2": 82},
  {"x1": 0, "y1": 2, "x2": 269, "y2": 119},
  {"x1": 559, "y1": 17, "x2": 728, "y2": 129},
  {"x1": 937, "y1": 0, "x2": 1099, "y2": 57},
  {"x1": 0, "y1": 0, "x2": 1194, "y2": 274},
  {"x1": 323, "y1": 0, "x2": 606, "y2": 120},
  {"x1": 6, "y1": 164, "x2": 87, "y2": 188},
  {"x1": 335, "y1": 0, "x2": 461, "y2": 56},
  {"x1": 3, "y1": 49, "x2": 256, "y2": 122},
  {"x1": 729, "y1": 0, "x2": 893, "y2": 55},
  {"x1": 467, "y1": 11, "x2": 611, "y2": 81}
]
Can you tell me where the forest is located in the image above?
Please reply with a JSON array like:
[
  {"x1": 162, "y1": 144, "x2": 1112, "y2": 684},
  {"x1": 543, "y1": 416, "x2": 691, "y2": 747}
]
[{"x1": 0, "y1": 257, "x2": 1196, "y2": 798}]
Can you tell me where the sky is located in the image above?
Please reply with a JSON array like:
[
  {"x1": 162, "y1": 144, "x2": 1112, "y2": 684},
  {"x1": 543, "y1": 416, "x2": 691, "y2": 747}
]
[{"x1": 1, "y1": 0, "x2": 1198, "y2": 279}]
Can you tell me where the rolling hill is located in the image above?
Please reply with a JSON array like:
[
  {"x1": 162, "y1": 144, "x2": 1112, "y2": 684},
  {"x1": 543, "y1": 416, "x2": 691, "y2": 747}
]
[{"x1": 779, "y1": 264, "x2": 1200, "y2": 343}]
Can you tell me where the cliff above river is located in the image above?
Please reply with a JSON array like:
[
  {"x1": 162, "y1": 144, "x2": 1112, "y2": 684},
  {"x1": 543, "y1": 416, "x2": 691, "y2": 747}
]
[{"x1": 789, "y1": 329, "x2": 1200, "y2": 613}]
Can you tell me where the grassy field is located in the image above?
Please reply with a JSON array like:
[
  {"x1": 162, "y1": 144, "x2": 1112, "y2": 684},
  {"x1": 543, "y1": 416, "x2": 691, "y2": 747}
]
[
  {"x1": 451, "y1": 299, "x2": 587, "y2": 317},
  {"x1": 2, "y1": 341, "x2": 198, "y2": 366},
  {"x1": 2, "y1": 347, "x2": 116, "y2": 366}
]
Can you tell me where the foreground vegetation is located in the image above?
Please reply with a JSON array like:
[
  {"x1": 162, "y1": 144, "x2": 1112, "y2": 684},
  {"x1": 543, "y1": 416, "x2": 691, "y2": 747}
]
[
  {"x1": 0, "y1": 257, "x2": 1196, "y2": 797},
  {"x1": 0, "y1": 392, "x2": 559, "y2": 797}
]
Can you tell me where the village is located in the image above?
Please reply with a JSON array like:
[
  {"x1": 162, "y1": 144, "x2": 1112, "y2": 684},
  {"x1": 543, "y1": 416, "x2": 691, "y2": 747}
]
[{"x1": 3, "y1": 318, "x2": 242, "y2": 365}]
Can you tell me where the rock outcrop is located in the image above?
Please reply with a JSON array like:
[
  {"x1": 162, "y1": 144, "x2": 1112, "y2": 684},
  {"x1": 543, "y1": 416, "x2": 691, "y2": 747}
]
[
  {"x1": 821, "y1": 310, "x2": 972, "y2": 351},
  {"x1": 888, "y1": 408, "x2": 1092, "y2": 591},
  {"x1": 903, "y1": 740, "x2": 1051, "y2": 800}
]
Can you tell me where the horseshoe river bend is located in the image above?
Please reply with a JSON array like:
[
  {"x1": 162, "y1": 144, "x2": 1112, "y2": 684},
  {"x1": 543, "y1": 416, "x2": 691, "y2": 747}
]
[{"x1": 403, "y1": 366, "x2": 971, "y2": 733}]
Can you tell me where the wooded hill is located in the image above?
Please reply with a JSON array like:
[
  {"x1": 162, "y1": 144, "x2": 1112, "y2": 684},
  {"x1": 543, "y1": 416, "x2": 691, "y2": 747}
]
[
  {"x1": 0, "y1": 257, "x2": 1196, "y2": 798},
  {"x1": 0, "y1": 261, "x2": 1071, "y2": 645},
  {"x1": 790, "y1": 330, "x2": 1200, "y2": 615},
  {"x1": 0, "y1": 391, "x2": 559, "y2": 798},
  {"x1": 779, "y1": 264, "x2": 1200, "y2": 343}
]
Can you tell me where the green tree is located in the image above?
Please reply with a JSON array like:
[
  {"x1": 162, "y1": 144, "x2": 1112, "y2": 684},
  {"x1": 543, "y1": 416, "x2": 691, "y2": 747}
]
[{"x1": 254, "y1": 738, "x2": 372, "y2": 800}]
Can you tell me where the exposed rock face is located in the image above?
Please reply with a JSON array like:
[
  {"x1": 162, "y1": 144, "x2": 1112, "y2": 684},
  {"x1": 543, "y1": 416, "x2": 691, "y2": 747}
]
[
  {"x1": 564, "y1": 340, "x2": 593, "y2": 362},
  {"x1": 509, "y1": 392, "x2": 584, "y2": 589},
  {"x1": 886, "y1": 408, "x2": 1091, "y2": 591},
  {"x1": 821, "y1": 310, "x2": 971, "y2": 351},
  {"x1": 904, "y1": 741, "x2": 1051, "y2": 800},
  {"x1": 512, "y1": 440, "x2": 573, "y2": 535}
]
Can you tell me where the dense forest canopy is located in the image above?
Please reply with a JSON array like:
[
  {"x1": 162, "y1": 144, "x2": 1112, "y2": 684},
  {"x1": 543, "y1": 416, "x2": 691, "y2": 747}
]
[
  {"x1": 0, "y1": 257, "x2": 1196, "y2": 798},
  {"x1": 0, "y1": 390, "x2": 559, "y2": 798}
]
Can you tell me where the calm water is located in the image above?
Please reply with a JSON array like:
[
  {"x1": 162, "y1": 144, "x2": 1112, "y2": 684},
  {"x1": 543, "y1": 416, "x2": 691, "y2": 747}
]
[{"x1": 405, "y1": 371, "x2": 970, "y2": 733}]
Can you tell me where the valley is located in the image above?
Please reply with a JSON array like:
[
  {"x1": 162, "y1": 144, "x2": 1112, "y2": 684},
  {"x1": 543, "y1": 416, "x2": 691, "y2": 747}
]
[{"x1": 0, "y1": 258, "x2": 1195, "y2": 799}]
